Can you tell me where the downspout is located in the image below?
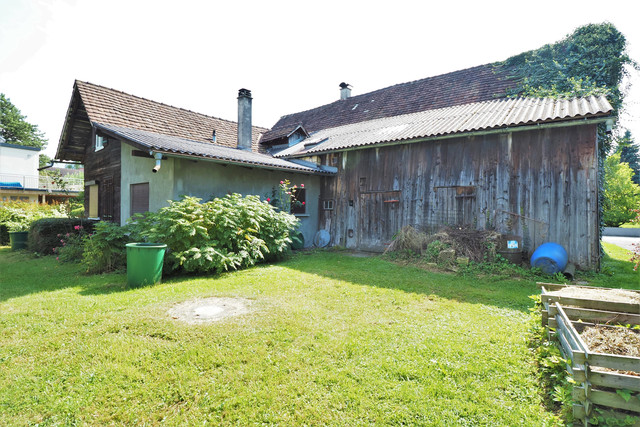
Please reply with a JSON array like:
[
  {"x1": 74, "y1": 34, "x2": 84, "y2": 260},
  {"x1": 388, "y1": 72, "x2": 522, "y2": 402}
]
[{"x1": 151, "y1": 152, "x2": 163, "y2": 173}]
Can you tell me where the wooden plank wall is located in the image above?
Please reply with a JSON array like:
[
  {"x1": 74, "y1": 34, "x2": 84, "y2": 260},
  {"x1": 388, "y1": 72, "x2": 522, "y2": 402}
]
[
  {"x1": 83, "y1": 133, "x2": 121, "y2": 223},
  {"x1": 318, "y1": 125, "x2": 599, "y2": 268}
]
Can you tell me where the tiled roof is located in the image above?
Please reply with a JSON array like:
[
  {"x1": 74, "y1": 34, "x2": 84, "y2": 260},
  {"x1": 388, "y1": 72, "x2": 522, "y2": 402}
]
[
  {"x1": 75, "y1": 81, "x2": 268, "y2": 153},
  {"x1": 96, "y1": 123, "x2": 332, "y2": 174},
  {"x1": 274, "y1": 96, "x2": 613, "y2": 157},
  {"x1": 260, "y1": 124, "x2": 308, "y2": 144},
  {"x1": 270, "y1": 64, "x2": 519, "y2": 134}
]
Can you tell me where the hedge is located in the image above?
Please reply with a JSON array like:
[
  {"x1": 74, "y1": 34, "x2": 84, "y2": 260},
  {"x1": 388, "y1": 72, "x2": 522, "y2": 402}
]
[{"x1": 28, "y1": 218, "x2": 99, "y2": 255}]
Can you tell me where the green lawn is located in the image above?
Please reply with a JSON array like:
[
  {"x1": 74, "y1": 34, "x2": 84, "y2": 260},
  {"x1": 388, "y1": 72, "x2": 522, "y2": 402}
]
[{"x1": 0, "y1": 244, "x2": 636, "y2": 425}]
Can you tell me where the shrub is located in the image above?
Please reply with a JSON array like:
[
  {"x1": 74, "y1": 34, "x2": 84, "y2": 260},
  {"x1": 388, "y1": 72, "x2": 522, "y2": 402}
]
[
  {"x1": 81, "y1": 221, "x2": 131, "y2": 274},
  {"x1": 0, "y1": 202, "x2": 66, "y2": 233},
  {"x1": 27, "y1": 217, "x2": 98, "y2": 255},
  {"x1": 55, "y1": 225, "x2": 89, "y2": 263},
  {"x1": 0, "y1": 224, "x2": 8, "y2": 246},
  {"x1": 131, "y1": 194, "x2": 298, "y2": 274}
]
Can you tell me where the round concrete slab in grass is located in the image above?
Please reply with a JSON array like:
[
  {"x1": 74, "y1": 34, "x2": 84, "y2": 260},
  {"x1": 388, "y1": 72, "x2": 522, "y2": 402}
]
[{"x1": 169, "y1": 297, "x2": 251, "y2": 324}]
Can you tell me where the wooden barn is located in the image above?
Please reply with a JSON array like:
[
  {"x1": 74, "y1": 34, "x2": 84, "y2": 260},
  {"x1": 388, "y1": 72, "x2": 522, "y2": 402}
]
[
  {"x1": 55, "y1": 64, "x2": 613, "y2": 268},
  {"x1": 265, "y1": 66, "x2": 613, "y2": 269}
]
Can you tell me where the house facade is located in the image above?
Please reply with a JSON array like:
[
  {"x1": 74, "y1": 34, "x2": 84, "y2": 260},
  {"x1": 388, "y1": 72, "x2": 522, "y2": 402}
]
[
  {"x1": 56, "y1": 82, "x2": 333, "y2": 246},
  {"x1": 56, "y1": 64, "x2": 612, "y2": 268}
]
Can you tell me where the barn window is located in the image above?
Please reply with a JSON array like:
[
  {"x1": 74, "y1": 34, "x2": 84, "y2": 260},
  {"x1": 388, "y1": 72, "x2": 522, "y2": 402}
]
[
  {"x1": 322, "y1": 199, "x2": 334, "y2": 210},
  {"x1": 291, "y1": 187, "x2": 306, "y2": 215},
  {"x1": 131, "y1": 183, "x2": 150, "y2": 215}
]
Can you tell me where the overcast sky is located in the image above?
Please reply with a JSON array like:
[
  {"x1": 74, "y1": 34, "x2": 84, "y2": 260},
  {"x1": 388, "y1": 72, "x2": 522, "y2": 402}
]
[{"x1": 1, "y1": 0, "x2": 639, "y2": 159}]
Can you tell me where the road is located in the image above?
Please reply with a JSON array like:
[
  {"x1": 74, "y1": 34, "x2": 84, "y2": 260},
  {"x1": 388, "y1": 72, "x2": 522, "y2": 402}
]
[{"x1": 602, "y1": 236, "x2": 639, "y2": 252}]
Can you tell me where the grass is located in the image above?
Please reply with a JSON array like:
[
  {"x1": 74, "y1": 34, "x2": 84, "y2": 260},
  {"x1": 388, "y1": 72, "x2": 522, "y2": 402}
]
[
  {"x1": 0, "y1": 244, "x2": 637, "y2": 425},
  {"x1": 578, "y1": 242, "x2": 640, "y2": 288},
  {"x1": 620, "y1": 222, "x2": 640, "y2": 228}
]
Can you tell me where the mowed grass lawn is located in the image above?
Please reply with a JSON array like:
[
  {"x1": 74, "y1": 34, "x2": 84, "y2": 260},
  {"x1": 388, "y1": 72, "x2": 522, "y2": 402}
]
[{"x1": 3, "y1": 246, "x2": 634, "y2": 426}]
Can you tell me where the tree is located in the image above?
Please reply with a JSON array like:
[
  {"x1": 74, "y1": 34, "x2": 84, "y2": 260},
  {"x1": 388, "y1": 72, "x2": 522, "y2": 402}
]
[
  {"x1": 501, "y1": 23, "x2": 638, "y2": 154},
  {"x1": 618, "y1": 130, "x2": 640, "y2": 185},
  {"x1": 602, "y1": 152, "x2": 640, "y2": 226},
  {"x1": 39, "y1": 154, "x2": 52, "y2": 169},
  {"x1": 0, "y1": 93, "x2": 47, "y2": 149}
]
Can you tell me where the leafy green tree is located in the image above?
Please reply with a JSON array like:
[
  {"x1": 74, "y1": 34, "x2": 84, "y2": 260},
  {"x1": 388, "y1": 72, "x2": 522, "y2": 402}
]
[
  {"x1": 618, "y1": 130, "x2": 640, "y2": 185},
  {"x1": 501, "y1": 23, "x2": 638, "y2": 154},
  {"x1": 602, "y1": 152, "x2": 640, "y2": 226},
  {"x1": 0, "y1": 93, "x2": 47, "y2": 149},
  {"x1": 39, "y1": 154, "x2": 52, "y2": 169}
]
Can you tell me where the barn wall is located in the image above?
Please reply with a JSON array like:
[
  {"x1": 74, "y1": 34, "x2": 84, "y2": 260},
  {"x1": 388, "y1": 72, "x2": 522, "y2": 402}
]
[
  {"x1": 318, "y1": 125, "x2": 599, "y2": 268},
  {"x1": 83, "y1": 132, "x2": 121, "y2": 223}
]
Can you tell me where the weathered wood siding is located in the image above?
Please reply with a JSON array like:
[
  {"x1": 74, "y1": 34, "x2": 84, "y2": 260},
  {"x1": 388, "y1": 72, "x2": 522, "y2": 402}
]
[
  {"x1": 318, "y1": 125, "x2": 599, "y2": 268},
  {"x1": 83, "y1": 132, "x2": 121, "y2": 223}
]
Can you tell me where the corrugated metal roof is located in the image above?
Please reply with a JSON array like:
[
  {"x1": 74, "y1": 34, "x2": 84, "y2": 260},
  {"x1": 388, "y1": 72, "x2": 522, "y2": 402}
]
[
  {"x1": 274, "y1": 96, "x2": 613, "y2": 157},
  {"x1": 95, "y1": 123, "x2": 331, "y2": 174}
]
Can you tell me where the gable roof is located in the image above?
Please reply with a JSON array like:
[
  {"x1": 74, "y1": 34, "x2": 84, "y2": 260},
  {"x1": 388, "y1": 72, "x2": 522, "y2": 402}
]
[
  {"x1": 95, "y1": 123, "x2": 332, "y2": 174},
  {"x1": 269, "y1": 64, "x2": 520, "y2": 136},
  {"x1": 56, "y1": 81, "x2": 269, "y2": 161},
  {"x1": 274, "y1": 95, "x2": 613, "y2": 158}
]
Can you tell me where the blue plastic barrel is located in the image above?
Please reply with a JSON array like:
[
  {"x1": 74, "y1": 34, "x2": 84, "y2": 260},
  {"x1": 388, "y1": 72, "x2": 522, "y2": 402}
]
[{"x1": 530, "y1": 242, "x2": 568, "y2": 274}]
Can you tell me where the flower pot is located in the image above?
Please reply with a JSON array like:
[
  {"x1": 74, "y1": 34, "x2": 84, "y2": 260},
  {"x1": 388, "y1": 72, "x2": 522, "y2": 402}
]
[{"x1": 9, "y1": 231, "x2": 29, "y2": 250}]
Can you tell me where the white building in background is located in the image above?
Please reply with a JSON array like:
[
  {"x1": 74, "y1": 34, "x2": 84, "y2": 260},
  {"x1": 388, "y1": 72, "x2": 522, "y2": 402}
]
[{"x1": 0, "y1": 139, "x2": 81, "y2": 203}]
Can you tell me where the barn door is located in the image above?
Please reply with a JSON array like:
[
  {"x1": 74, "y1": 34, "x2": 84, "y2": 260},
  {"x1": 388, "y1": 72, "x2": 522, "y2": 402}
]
[
  {"x1": 433, "y1": 186, "x2": 476, "y2": 227},
  {"x1": 358, "y1": 191, "x2": 401, "y2": 251},
  {"x1": 102, "y1": 175, "x2": 114, "y2": 221}
]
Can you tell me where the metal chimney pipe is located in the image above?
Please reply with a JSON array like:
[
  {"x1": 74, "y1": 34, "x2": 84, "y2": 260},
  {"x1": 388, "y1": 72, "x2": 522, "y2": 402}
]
[
  {"x1": 339, "y1": 82, "x2": 351, "y2": 100},
  {"x1": 237, "y1": 88, "x2": 252, "y2": 150}
]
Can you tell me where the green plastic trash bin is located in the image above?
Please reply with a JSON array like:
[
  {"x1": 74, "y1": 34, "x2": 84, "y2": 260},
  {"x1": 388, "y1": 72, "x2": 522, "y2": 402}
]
[
  {"x1": 126, "y1": 243, "x2": 167, "y2": 287},
  {"x1": 9, "y1": 231, "x2": 28, "y2": 250}
]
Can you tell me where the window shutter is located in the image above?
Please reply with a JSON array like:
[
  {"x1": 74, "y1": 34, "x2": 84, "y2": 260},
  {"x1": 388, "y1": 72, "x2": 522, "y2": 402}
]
[{"x1": 130, "y1": 183, "x2": 149, "y2": 215}]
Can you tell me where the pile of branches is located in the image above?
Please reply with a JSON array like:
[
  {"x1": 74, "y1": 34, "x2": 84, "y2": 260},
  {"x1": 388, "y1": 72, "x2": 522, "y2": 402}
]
[{"x1": 385, "y1": 225, "x2": 500, "y2": 262}]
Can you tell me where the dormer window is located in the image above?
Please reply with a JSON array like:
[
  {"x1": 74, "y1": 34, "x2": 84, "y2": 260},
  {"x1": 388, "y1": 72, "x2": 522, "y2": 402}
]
[
  {"x1": 288, "y1": 131, "x2": 305, "y2": 146},
  {"x1": 95, "y1": 134, "x2": 107, "y2": 152}
]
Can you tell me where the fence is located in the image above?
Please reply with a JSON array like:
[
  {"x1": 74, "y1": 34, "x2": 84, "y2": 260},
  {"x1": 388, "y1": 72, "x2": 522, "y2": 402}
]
[{"x1": 0, "y1": 173, "x2": 83, "y2": 192}]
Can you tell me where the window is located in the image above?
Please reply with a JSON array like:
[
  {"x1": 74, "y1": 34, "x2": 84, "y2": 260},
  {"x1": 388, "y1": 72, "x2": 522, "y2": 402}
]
[
  {"x1": 322, "y1": 199, "x2": 334, "y2": 210},
  {"x1": 95, "y1": 135, "x2": 106, "y2": 151},
  {"x1": 131, "y1": 183, "x2": 150, "y2": 215},
  {"x1": 291, "y1": 187, "x2": 306, "y2": 215}
]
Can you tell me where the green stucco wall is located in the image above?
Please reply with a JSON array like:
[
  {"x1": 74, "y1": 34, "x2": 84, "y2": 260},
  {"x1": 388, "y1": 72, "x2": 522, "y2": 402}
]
[{"x1": 120, "y1": 143, "x2": 320, "y2": 247}]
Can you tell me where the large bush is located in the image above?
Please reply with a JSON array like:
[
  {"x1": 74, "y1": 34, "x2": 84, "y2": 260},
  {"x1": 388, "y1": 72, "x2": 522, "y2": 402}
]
[
  {"x1": 28, "y1": 217, "x2": 98, "y2": 255},
  {"x1": 0, "y1": 202, "x2": 67, "y2": 243},
  {"x1": 132, "y1": 194, "x2": 298, "y2": 274}
]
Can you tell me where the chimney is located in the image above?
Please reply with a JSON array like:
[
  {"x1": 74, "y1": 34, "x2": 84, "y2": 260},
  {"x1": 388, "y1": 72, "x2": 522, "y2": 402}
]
[
  {"x1": 237, "y1": 88, "x2": 252, "y2": 150},
  {"x1": 339, "y1": 82, "x2": 351, "y2": 100}
]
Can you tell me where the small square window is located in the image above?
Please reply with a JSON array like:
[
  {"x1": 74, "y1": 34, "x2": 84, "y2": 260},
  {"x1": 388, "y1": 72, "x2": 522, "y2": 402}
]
[{"x1": 322, "y1": 200, "x2": 334, "y2": 210}]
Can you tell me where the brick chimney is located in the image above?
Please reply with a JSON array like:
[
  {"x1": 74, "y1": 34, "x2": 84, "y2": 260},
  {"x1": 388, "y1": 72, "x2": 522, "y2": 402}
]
[
  {"x1": 237, "y1": 88, "x2": 252, "y2": 150},
  {"x1": 339, "y1": 82, "x2": 351, "y2": 100}
]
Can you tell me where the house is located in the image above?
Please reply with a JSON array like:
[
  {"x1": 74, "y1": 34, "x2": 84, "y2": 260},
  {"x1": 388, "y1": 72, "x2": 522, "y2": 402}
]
[
  {"x1": 55, "y1": 81, "x2": 334, "y2": 245},
  {"x1": 55, "y1": 63, "x2": 612, "y2": 268},
  {"x1": 0, "y1": 137, "x2": 81, "y2": 204}
]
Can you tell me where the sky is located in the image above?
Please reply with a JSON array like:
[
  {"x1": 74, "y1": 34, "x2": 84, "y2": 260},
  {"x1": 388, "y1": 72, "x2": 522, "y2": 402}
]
[{"x1": 1, "y1": 0, "x2": 639, "y2": 159}]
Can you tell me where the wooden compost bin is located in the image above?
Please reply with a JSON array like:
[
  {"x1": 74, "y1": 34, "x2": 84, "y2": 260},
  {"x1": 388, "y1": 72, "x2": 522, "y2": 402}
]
[{"x1": 539, "y1": 283, "x2": 640, "y2": 426}]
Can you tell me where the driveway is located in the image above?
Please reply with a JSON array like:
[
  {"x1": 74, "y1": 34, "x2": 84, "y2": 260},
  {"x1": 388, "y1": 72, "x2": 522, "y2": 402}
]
[{"x1": 602, "y1": 236, "x2": 639, "y2": 252}]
